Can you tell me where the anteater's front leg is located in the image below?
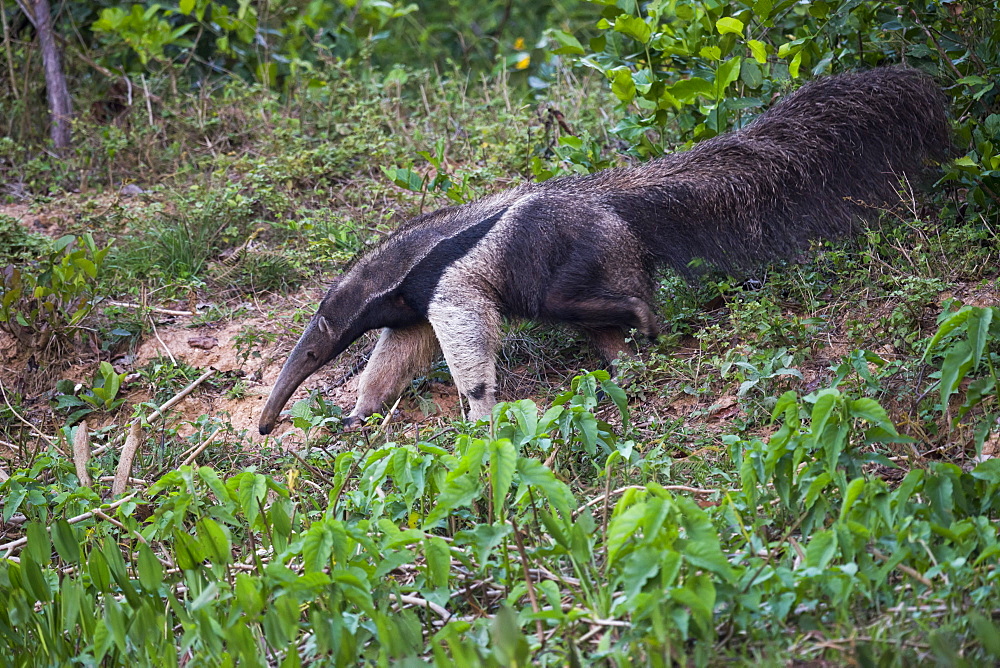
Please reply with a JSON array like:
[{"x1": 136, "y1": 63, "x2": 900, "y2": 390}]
[
  {"x1": 426, "y1": 293, "x2": 502, "y2": 421},
  {"x1": 346, "y1": 322, "x2": 439, "y2": 427}
]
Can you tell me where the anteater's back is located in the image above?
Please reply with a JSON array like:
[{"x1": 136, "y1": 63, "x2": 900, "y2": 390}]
[{"x1": 584, "y1": 66, "x2": 950, "y2": 277}]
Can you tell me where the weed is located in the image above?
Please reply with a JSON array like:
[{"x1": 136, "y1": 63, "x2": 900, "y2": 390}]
[
  {"x1": 0, "y1": 215, "x2": 50, "y2": 263},
  {"x1": 52, "y1": 363, "x2": 127, "y2": 426},
  {"x1": 0, "y1": 234, "x2": 113, "y2": 351},
  {"x1": 233, "y1": 324, "x2": 278, "y2": 370}
]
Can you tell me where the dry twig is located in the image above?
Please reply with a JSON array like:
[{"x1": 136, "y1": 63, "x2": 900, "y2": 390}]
[
  {"x1": 112, "y1": 421, "x2": 143, "y2": 496},
  {"x1": 72, "y1": 420, "x2": 92, "y2": 487},
  {"x1": 180, "y1": 427, "x2": 222, "y2": 467}
]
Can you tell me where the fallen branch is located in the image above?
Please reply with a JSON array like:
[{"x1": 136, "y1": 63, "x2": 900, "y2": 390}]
[
  {"x1": 107, "y1": 301, "x2": 196, "y2": 317},
  {"x1": 0, "y1": 492, "x2": 139, "y2": 555},
  {"x1": 72, "y1": 420, "x2": 92, "y2": 487},
  {"x1": 143, "y1": 368, "x2": 217, "y2": 425},
  {"x1": 149, "y1": 314, "x2": 177, "y2": 365},
  {"x1": 387, "y1": 593, "x2": 450, "y2": 619},
  {"x1": 180, "y1": 427, "x2": 222, "y2": 467},
  {"x1": 871, "y1": 547, "x2": 933, "y2": 588},
  {"x1": 112, "y1": 421, "x2": 143, "y2": 496},
  {"x1": 91, "y1": 368, "x2": 216, "y2": 458}
]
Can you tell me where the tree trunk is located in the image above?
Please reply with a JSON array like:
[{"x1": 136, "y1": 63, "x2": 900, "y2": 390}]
[{"x1": 31, "y1": 0, "x2": 72, "y2": 149}]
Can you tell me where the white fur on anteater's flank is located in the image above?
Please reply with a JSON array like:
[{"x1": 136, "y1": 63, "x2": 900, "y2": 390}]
[{"x1": 259, "y1": 66, "x2": 950, "y2": 435}]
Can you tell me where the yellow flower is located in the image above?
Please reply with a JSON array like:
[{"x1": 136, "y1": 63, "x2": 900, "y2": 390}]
[
  {"x1": 514, "y1": 37, "x2": 525, "y2": 49},
  {"x1": 515, "y1": 55, "x2": 530, "y2": 70}
]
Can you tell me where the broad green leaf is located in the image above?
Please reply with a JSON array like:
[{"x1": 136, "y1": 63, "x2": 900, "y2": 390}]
[
  {"x1": 606, "y1": 500, "x2": 646, "y2": 566},
  {"x1": 715, "y1": 17, "x2": 744, "y2": 36},
  {"x1": 104, "y1": 596, "x2": 128, "y2": 654},
  {"x1": 923, "y1": 307, "x2": 972, "y2": 360},
  {"x1": 238, "y1": 473, "x2": 268, "y2": 527},
  {"x1": 424, "y1": 536, "x2": 450, "y2": 589},
  {"x1": 610, "y1": 68, "x2": 636, "y2": 103},
  {"x1": 619, "y1": 545, "x2": 661, "y2": 602},
  {"x1": 59, "y1": 577, "x2": 84, "y2": 635},
  {"x1": 20, "y1": 553, "x2": 52, "y2": 603},
  {"x1": 88, "y1": 547, "x2": 112, "y2": 591},
  {"x1": 668, "y1": 77, "x2": 715, "y2": 103},
  {"x1": 25, "y1": 521, "x2": 51, "y2": 566},
  {"x1": 754, "y1": 0, "x2": 773, "y2": 19},
  {"x1": 137, "y1": 542, "x2": 163, "y2": 591},
  {"x1": 516, "y1": 457, "x2": 574, "y2": 519},
  {"x1": 803, "y1": 472, "x2": 832, "y2": 510},
  {"x1": 805, "y1": 529, "x2": 838, "y2": 569},
  {"x1": 457, "y1": 523, "x2": 510, "y2": 565},
  {"x1": 741, "y1": 58, "x2": 763, "y2": 89},
  {"x1": 971, "y1": 458, "x2": 1000, "y2": 484},
  {"x1": 490, "y1": 439, "x2": 517, "y2": 517},
  {"x1": 849, "y1": 398, "x2": 897, "y2": 434},
  {"x1": 967, "y1": 307, "x2": 993, "y2": 369},
  {"x1": 507, "y1": 399, "x2": 537, "y2": 439},
  {"x1": 676, "y1": 497, "x2": 736, "y2": 581},
  {"x1": 601, "y1": 378, "x2": 629, "y2": 422},
  {"x1": 670, "y1": 574, "x2": 715, "y2": 633},
  {"x1": 198, "y1": 466, "x2": 232, "y2": 502},
  {"x1": 3, "y1": 483, "x2": 26, "y2": 522},
  {"x1": 302, "y1": 520, "x2": 335, "y2": 572},
  {"x1": 809, "y1": 389, "x2": 840, "y2": 440},
  {"x1": 788, "y1": 51, "x2": 803, "y2": 78},
  {"x1": 424, "y1": 474, "x2": 480, "y2": 528},
  {"x1": 172, "y1": 528, "x2": 205, "y2": 571},
  {"x1": 573, "y1": 410, "x2": 599, "y2": 454},
  {"x1": 197, "y1": 517, "x2": 233, "y2": 565},
  {"x1": 613, "y1": 15, "x2": 651, "y2": 44},
  {"x1": 492, "y1": 606, "x2": 530, "y2": 666},
  {"x1": 939, "y1": 340, "x2": 973, "y2": 405},
  {"x1": 839, "y1": 477, "x2": 866, "y2": 521},
  {"x1": 549, "y1": 29, "x2": 585, "y2": 55},
  {"x1": 236, "y1": 572, "x2": 264, "y2": 617},
  {"x1": 747, "y1": 39, "x2": 768, "y2": 63},
  {"x1": 700, "y1": 45, "x2": 722, "y2": 61},
  {"x1": 715, "y1": 57, "x2": 742, "y2": 97}
]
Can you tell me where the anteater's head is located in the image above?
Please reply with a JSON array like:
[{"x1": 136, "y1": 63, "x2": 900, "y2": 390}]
[{"x1": 257, "y1": 258, "x2": 423, "y2": 436}]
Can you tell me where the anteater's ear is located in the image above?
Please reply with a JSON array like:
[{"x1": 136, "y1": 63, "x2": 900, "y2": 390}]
[{"x1": 316, "y1": 315, "x2": 333, "y2": 336}]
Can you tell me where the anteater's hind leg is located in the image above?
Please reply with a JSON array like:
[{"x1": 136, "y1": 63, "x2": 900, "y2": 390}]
[
  {"x1": 543, "y1": 293, "x2": 659, "y2": 339},
  {"x1": 345, "y1": 322, "x2": 440, "y2": 428},
  {"x1": 542, "y1": 292, "x2": 657, "y2": 385}
]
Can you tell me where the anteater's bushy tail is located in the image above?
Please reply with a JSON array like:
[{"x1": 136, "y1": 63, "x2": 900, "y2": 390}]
[{"x1": 595, "y1": 66, "x2": 951, "y2": 277}]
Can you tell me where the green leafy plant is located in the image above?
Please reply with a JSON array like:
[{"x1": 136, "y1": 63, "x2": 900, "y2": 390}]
[
  {"x1": 923, "y1": 305, "x2": 1000, "y2": 457},
  {"x1": 383, "y1": 141, "x2": 477, "y2": 205},
  {"x1": 553, "y1": 0, "x2": 998, "y2": 214},
  {"x1": 0, "y1": 234, "x2": 113, "y2": 350},
  {"x1": 233, "y1": 324, "x2": 278, "y2": 370},
  {"x1": 0, "y1": 214, "x2": 50, "y2": 262},
  {"x1": 289, "y1": 391, "x2": 344, "y2": 442},
  {"x1": 52, "y1": 363, "x2": 127, "y2": 425}
]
